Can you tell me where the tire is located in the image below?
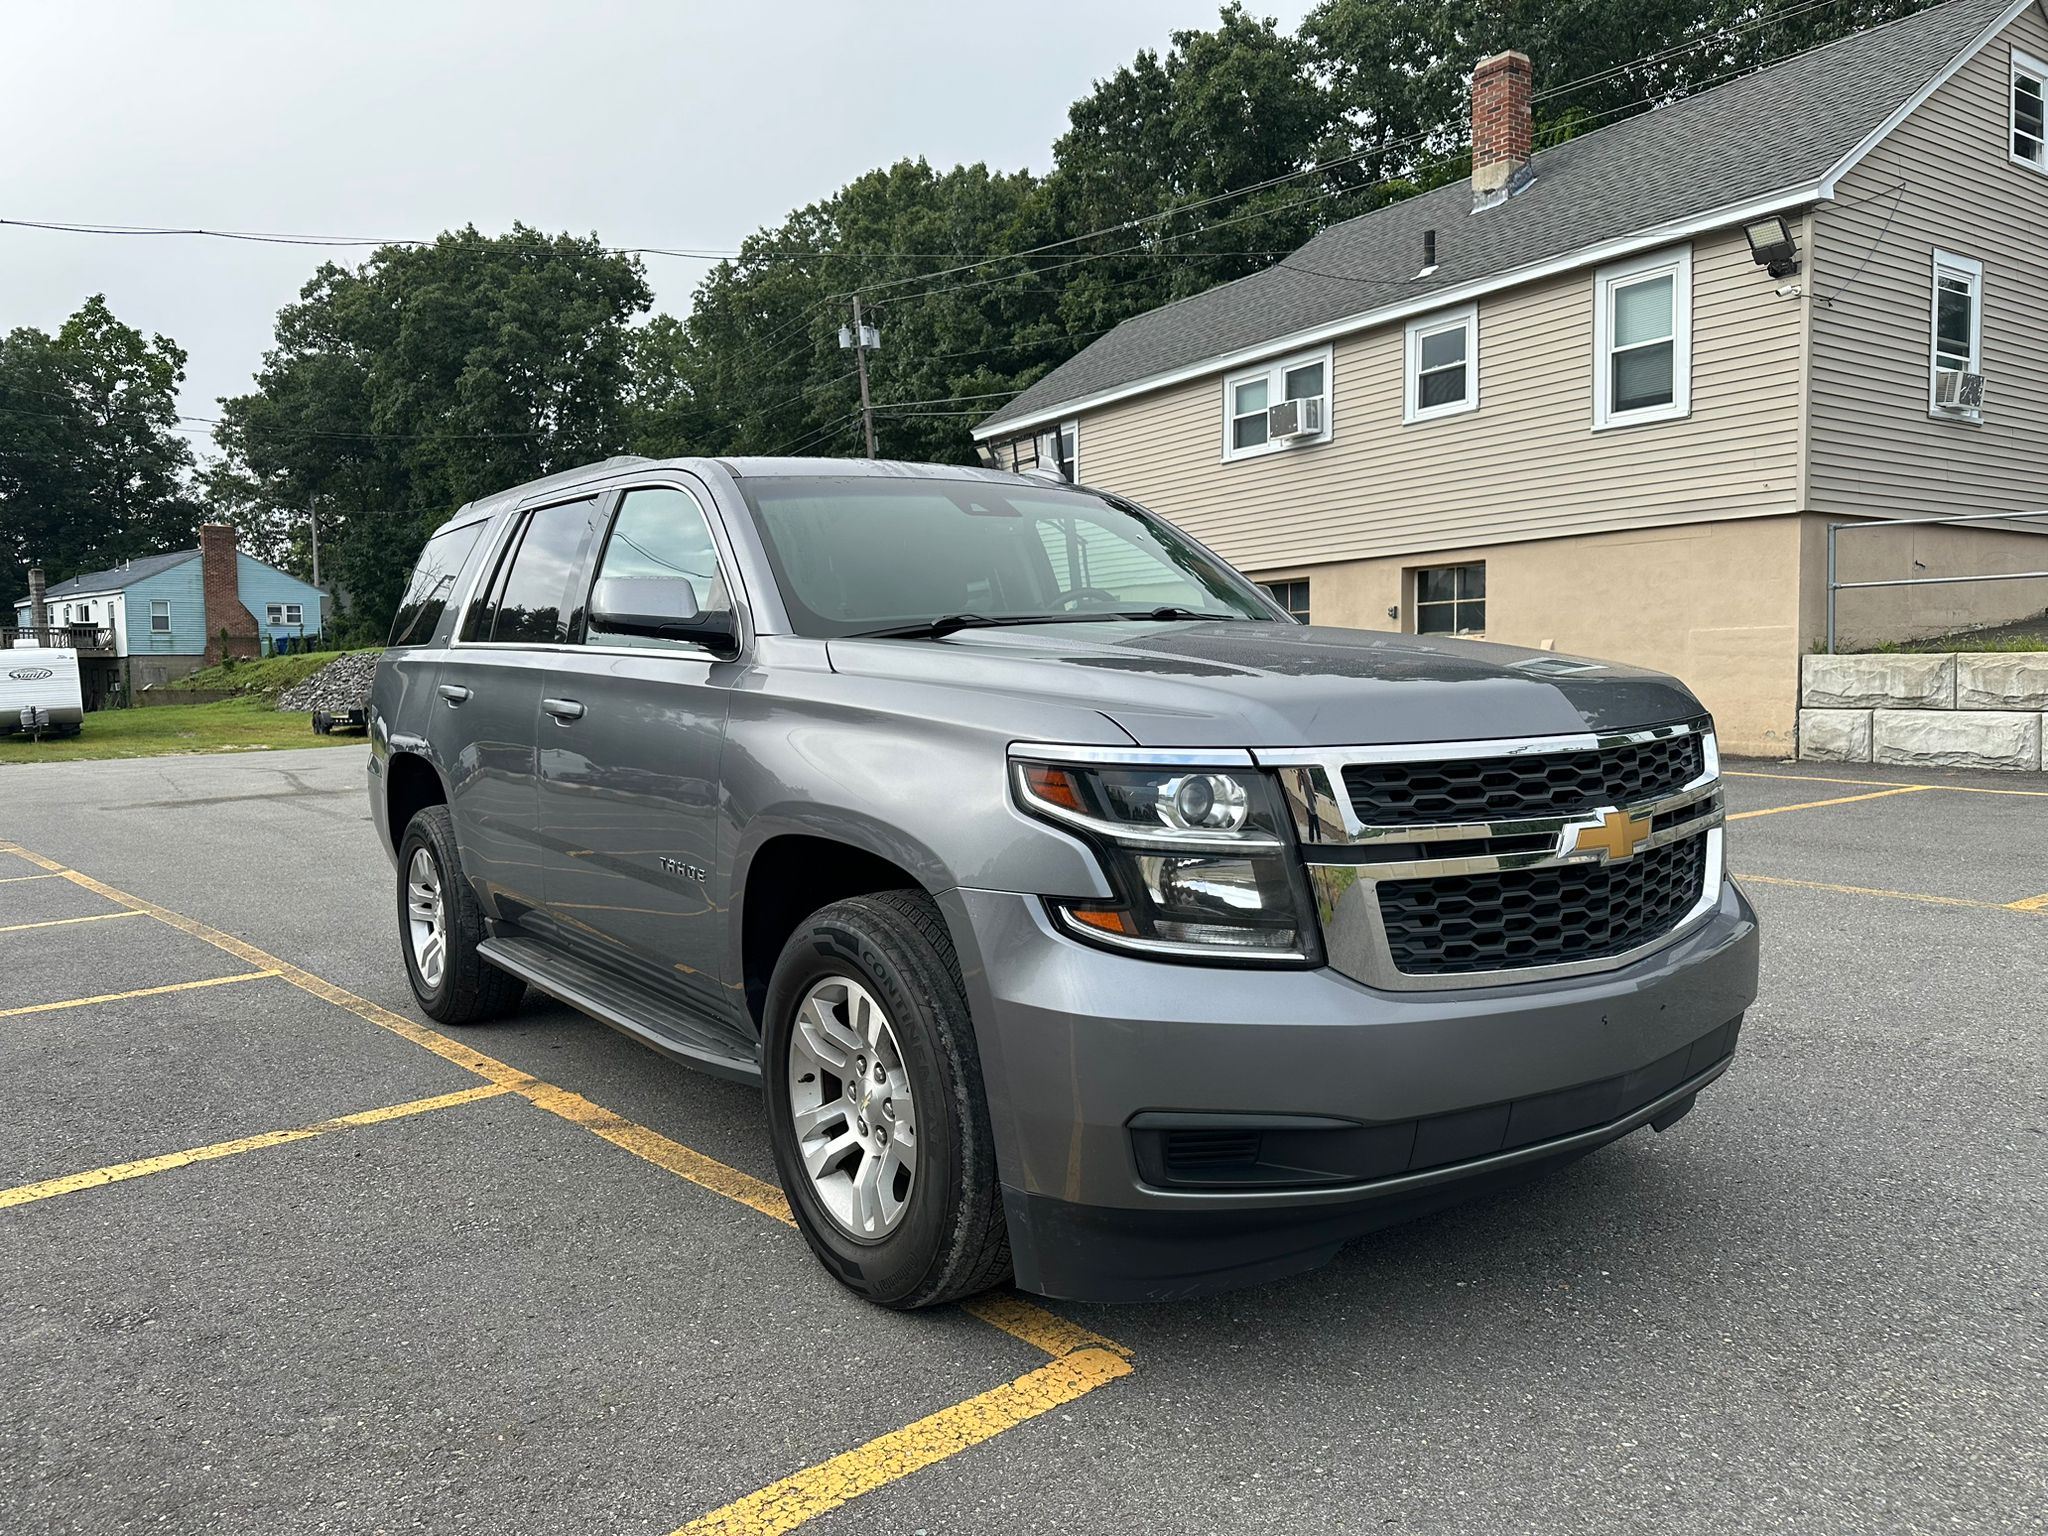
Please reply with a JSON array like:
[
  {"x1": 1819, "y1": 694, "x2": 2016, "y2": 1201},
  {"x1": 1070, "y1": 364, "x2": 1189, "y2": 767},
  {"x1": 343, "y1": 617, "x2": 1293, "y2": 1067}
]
[
  {"x1": 763, "y1": 891, "x2": 1011, "y2": 1309},
  {"x1": 395, "y1": 805, "x2": 524, "y2": 1025}
]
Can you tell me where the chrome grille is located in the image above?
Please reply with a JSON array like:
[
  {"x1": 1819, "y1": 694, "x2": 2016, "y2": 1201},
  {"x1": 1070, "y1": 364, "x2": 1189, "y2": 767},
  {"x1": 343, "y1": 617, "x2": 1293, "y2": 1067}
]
[
  {"x1": 1266, "y1": 721, "x2": 1724, "y2": 991},
  {"x1": 1377, "y1": 835, "x2": 1707, "y2": 976},
  {"x1": 1341, "y1": 727, "x2": 1705, "y2": 824}
]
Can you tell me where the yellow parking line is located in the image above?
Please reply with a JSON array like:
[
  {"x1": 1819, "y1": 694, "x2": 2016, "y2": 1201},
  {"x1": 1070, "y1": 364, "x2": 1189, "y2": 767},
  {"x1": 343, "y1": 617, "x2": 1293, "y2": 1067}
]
[
  {"x1": 0, "y1": 1083, "x2": 512, "y2": 1211},
  {"x1": 674, "y1": 1348, "x2": 1133, "y2": 1536},
  {"x1": 960, "y1": 1291, "x2": 1131, "y2": 1361},
  {"x1": 1727, "y1": 770, "x2": 2048, "y2": 798},
  {"x1": 0, "y1": 909, "x2": 147, "y2": 935},
  {"x1": 0, "y1": 838, "x2": 1135, "y2": 1534},
  {"x1": 0, "y1": 842, "x2": 534, "y2": 1091},
  {"x1": 1734, "y1": 872, "x2": 2044, "y2": 913},
  {"x1": 520, "y1": 1081, "x2": 797, "y2": 1226},
  {"x1": 1727, "y1": 784, "x2": 1935, "y2": 820},
  {"x1": 0, "y1": 970, "x2": 279, "y2": 1019},
  {"x1": 0, "y1": 873, "x2": 61, "y2": 885}
]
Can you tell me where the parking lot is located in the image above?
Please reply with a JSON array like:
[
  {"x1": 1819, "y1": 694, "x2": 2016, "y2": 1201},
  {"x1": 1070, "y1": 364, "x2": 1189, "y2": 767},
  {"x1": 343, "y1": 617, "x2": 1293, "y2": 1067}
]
[{"x1": 2, "y1": 746, "x2": 2042, "y2": 1535}]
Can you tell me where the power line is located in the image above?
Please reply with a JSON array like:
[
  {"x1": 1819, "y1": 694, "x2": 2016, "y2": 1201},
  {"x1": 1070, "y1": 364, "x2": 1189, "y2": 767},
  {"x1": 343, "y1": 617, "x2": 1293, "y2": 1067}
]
[
  {"x1": 0, "y1": 215, "x2": 1294, "y2": 268},
  {"x1": 837, "y1": 0, "x2": 1885, "y2": 307}
]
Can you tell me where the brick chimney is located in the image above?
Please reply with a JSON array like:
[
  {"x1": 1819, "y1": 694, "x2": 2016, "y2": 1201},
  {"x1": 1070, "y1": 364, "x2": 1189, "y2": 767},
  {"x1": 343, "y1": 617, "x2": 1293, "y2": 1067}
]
[
  {"x1": 1472, "y1": 49, "x2": 1533, "y2": 207},
  {"x1": 199, "y1": 524, "x2": 260, "y2": 661},
  {"x1": 27, "y1": 565, "x2": 47, "y2": 629}
]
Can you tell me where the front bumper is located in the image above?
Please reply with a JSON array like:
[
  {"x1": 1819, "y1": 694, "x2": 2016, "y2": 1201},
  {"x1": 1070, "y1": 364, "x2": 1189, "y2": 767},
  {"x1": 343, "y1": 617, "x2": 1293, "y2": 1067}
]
[{"x1": 939, "y1": 879, "x2": 1759, "y2": 1302}]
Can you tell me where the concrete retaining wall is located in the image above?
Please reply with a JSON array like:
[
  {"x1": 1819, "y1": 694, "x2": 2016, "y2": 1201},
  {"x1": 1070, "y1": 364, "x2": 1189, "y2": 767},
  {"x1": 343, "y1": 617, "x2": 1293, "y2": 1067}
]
[{"x1": 1798, "y1": 653, "x2": 2046, "y2": 769}]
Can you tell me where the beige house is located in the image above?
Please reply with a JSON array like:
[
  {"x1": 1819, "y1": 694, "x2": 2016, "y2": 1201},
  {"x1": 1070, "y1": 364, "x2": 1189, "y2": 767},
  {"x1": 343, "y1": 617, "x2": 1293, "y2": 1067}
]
[{"x1": 973, "y1": 0, "x2": 2048, "y2": 756}]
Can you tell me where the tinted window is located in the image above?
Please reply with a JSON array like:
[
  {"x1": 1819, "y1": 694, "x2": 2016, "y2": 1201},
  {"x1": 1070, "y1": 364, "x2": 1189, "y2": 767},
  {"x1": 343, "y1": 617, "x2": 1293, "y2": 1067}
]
[
  {"x1": 583, "y1": 487, "x2": 729, "y2": 650},
  {"x1": 388, "y1": 521, "x2": 484, "y2": 647},
  {"x1": 468, "y1": 497, "x2": 599, "y2": 644},
  {"x1": 737, "y1": 477, "x2": 1272, "y2": 638}
]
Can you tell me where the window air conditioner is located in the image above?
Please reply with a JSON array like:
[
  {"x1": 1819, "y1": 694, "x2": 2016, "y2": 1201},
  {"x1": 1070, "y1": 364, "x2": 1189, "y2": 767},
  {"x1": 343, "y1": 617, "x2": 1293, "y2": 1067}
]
[
  {"x1": 1266, "y1": 396, "x2": 1324, "y2": 440},
  {"x1": 1934, "y1": 369, "x2": 1985, "y2": 411}
]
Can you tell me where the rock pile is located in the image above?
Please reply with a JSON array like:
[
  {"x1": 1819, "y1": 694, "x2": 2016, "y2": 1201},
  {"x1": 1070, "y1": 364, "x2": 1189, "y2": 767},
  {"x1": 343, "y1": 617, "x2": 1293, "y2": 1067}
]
[{"x1": 277, "y1": 651, "x2": 380, "y2": 713}]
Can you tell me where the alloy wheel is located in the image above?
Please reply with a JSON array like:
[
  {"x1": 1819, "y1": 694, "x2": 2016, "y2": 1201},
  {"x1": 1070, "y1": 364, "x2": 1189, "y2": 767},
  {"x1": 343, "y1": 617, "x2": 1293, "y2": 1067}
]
[
  {"x1": 405, "y1": 846, "x2": 447, "y2": 990},
  {"x1": 785, "y1": 975, "x2": 919, "y2": 1239}
]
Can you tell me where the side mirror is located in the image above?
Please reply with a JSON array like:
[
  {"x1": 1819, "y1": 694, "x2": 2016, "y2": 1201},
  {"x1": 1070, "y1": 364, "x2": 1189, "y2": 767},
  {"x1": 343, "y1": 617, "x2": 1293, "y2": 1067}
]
[{"x1": 588, "y1": 577, "x2": 737, "y2": 653}]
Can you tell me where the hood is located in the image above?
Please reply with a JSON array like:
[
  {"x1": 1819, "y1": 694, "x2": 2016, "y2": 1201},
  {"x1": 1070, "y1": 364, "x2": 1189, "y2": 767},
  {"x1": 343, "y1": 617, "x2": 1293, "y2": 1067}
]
[{"x1": 824, "y1": 621, "x2": 1706, "y2": 749}]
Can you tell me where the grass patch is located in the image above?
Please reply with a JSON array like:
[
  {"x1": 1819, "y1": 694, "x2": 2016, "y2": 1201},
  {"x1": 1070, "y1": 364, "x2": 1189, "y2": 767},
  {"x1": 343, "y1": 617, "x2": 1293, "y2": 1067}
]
[
  {"x1": 1859, "y1": 633, "x2": 2048, "y2": 654},
  {"x1": 165, "y1": 647, "x2": 377, "y2": 700},
  {"x1": 0, "y1": 700, "x2": 364, "y2": 764}
]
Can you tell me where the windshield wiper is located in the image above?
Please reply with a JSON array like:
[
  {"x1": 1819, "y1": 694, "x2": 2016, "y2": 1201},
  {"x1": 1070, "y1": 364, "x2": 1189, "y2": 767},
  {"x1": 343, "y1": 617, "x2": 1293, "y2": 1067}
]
[
  {"x1": 847, "y1": 607, "x2": 1244, "y2": 640},
  {"x1": 848, "y1": 613, "x2": 1097, "y2": 641},
  {"x1": 1112, "y1": 606, "x2": 1241, "y2": 622}
]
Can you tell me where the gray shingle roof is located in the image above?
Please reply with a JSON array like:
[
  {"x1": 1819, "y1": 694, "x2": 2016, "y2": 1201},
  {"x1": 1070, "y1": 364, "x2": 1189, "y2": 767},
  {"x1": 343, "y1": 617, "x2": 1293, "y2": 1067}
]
[
  {"x1": 34, "y1": 549, "x2": 200, "y2": 602},
  {"x1": 980, "y1": 0, "x2": 2014, "y2": 433}
]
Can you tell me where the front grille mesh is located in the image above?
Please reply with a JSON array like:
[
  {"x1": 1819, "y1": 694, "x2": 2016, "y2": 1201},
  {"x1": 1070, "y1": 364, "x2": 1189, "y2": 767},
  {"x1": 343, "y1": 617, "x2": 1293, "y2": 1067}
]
[
  {"x1": 1343, "y1": 728, "x2": 1704, "y2": 825},
  {"x1": 1377, "y1": 836, "x2": 1707, "y2": 976}
]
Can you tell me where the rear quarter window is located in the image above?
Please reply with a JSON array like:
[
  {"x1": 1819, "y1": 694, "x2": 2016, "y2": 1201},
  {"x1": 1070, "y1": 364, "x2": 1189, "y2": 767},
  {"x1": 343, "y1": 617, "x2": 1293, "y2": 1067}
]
[{"x1": 387, "y1": 520, "x2": 485, "y2": 647}]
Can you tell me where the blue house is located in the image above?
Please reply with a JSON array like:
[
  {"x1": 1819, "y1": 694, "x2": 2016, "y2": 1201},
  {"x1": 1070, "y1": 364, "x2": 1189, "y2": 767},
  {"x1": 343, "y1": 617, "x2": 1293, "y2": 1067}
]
[{"x1": 12, "y1": 524, "x2": 325, "y2": 692}]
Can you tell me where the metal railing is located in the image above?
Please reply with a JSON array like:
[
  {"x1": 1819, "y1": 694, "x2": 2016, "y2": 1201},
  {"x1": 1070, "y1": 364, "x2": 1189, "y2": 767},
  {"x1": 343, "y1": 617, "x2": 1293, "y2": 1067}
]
[
  {"x1": 2, "y1": 623, "x2": 116, "y2": 654},
  {"x1": 1826, "y1": 508, "x2": 2048, "y2": 653}
]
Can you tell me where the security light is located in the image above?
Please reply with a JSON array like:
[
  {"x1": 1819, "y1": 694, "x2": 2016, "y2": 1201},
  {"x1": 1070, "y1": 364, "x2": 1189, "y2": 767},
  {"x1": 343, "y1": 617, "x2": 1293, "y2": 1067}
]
[{"x1": 1743, "y1": 215, "x2": 1800, "y2": 277}]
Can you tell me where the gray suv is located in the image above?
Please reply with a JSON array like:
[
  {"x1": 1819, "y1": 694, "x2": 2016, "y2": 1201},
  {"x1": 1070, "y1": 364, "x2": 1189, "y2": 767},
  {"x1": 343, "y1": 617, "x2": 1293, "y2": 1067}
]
[{"x1": 368, "y1": 456, "x2": 1758, "y2": 1307}]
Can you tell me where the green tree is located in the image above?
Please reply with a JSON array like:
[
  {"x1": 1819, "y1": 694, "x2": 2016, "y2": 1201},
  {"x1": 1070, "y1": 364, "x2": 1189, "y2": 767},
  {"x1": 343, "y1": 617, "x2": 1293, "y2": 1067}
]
[
  {"x1": 0, "y1": 295, "x2": 196, "y2": 613},
  {"x1": 212, "y1": 225, "x2": 652, "y2": 638}
]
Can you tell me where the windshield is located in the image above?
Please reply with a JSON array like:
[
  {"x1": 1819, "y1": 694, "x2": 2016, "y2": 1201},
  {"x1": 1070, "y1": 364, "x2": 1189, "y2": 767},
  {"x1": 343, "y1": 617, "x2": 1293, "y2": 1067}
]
[{"x1": 736, "y1": 476, "x2": 1279, "y2": 638}]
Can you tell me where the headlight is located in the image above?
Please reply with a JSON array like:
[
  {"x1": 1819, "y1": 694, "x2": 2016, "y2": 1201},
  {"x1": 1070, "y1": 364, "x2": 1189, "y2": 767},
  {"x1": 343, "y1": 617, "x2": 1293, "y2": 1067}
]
[{"x1": 1012, "y1": 753, "x2": 1318, "y2": 962}]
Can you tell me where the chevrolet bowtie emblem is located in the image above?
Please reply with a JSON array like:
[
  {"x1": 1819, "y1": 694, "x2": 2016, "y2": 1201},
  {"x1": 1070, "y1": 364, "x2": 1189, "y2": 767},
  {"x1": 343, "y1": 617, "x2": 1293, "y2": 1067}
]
[{"x1": 1568, "y1": 808, "x2": 1653, "y2": 862}]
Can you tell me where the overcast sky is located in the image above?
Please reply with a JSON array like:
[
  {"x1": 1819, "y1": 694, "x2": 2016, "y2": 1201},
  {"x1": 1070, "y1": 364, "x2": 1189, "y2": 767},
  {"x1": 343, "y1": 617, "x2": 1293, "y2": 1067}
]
[{"x1": 4, "y1": 1, "x2": 1308, "y2": 452}]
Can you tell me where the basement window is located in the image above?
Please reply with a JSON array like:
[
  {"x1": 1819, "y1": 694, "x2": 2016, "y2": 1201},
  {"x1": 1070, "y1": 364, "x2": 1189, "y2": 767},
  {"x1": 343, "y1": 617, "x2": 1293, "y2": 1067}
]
[
  {"x1": 2013, "y1": 48, "x2": 2047, "y2": 171},
  {"x1": 1592, "y1": 245, "x2": 1691, "y2": 429},
  {"x1": 1404, "y1": 305, "x2": 1477, "y2": 423},
  {"x1": 150, "y1": 600, "x2": 171, "y2": 634},
  {"x1": 1261, "y1": 579, "x2": 1311, "y2": 624},
  {"x1": 1413, "y1": 563, "x2": 1485, "y2": 635}
]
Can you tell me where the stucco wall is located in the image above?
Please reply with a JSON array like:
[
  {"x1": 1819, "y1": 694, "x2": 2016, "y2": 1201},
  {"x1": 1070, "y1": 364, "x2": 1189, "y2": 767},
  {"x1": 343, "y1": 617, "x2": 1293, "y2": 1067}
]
[
  {"x1": 1796, "y1": 514, "x2": 2048, "y2": 649},
  {"x1": 1250, "y1": 514, "x2": 1805, "y2": 756}
]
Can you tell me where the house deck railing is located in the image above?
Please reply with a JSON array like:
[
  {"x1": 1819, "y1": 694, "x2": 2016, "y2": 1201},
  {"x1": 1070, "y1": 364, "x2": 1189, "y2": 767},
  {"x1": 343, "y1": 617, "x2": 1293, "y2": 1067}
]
[{"x1": 2, "y1": 624, "x2": 117, "y2": 656}]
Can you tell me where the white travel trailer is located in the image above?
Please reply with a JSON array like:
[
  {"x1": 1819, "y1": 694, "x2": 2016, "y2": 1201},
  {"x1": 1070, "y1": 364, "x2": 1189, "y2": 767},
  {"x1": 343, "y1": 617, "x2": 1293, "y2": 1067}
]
[{"x1": 1, "y1": 646, "x2": 85, "y2": 737}]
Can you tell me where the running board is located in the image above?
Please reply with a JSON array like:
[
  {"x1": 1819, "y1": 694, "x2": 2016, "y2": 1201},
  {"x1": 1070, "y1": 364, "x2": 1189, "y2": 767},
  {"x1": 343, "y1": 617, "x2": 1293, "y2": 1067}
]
[{"x1": 477, "y1": 934, "x2": 761, "y2": 1084}]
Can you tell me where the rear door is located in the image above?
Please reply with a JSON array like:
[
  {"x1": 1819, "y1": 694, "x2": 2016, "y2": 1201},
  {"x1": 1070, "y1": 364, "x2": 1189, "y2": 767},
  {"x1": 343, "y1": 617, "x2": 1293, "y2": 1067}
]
[
  {"x1": 536, "y1": 478, "x2": 745, "y2": 1036},
  {"x1": 433, "y1": 494, "x2": 602, "y2": 925}
]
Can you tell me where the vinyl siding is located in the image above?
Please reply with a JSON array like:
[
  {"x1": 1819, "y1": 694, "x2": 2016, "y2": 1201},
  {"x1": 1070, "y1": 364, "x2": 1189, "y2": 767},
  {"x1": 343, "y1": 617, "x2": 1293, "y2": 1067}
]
[
  {"x1": 236, "y1": 554, "x2": 325, "y2": 646},
  {"x1": 122, "y1": 562, "x2": 208, "y2": 657},
  {"x1": 1075, "y1": 224, "x2": 1804, "y2": 573},
  {"x1": 1808, "y1": 2, "x2": 2048, "y2": 517}
]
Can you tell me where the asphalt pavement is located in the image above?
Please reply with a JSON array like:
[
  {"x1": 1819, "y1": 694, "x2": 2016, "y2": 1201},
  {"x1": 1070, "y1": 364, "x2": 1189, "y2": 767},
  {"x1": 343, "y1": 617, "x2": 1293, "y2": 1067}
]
[{"x1": 1, "y1": 745, "x2": 2041, "y2": 1535}]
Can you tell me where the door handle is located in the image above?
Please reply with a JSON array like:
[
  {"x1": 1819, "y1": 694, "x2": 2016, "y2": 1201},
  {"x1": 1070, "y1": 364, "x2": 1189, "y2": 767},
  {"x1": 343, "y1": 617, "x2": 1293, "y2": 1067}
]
[
  {"x1": 437, "y1": 683, "x2": 471, "y2": 705},
  {"x1": 541, "y1": 697, "x2": 586, "y2": 722}
]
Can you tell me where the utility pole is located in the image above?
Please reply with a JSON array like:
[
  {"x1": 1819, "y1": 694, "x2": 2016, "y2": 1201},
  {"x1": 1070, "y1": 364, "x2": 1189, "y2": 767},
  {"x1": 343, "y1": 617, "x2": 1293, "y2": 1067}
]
[
  {"x1": 839, "y1": 296, "x2": 880, "y2": 458},
  {"x1": 308, "y1": 496, "x2": 321, "y2": 590}
]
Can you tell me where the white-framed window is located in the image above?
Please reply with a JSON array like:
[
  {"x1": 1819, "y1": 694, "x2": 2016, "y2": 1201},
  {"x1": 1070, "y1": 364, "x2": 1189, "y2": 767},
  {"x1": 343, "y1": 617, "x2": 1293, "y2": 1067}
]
[
  {"x1": 2012, "y1": 47, "x2": 2047, "y2": 172},
  {"x1": 1928, "y1": 250, "x2": 1984, "y2": 420},
  {"x1": 265, "y1": 601, "x2": 305, "y2": 626},
  {"x1": 1261, "y1": 579, "x2": 1311, "y2": 624},
  {"x1": 1412, "y1": 563, "x2": 1486, "y2": 635},
  {"x1": 1404, "y1": 305, "x2": 1478, "y2": 423},
  {"x1": 149, "y1": 599, "x2": 171, "y2": 634},
  {"x1": 1056, "y1": 419, "x2": 1079, "y2": 482},
  {"x1": 1592, "y1": 245, "x2": 1692, "y2": 429},
  {"x1": 1222, "y1": 346, "x2": 1333, "y2": 461}
]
